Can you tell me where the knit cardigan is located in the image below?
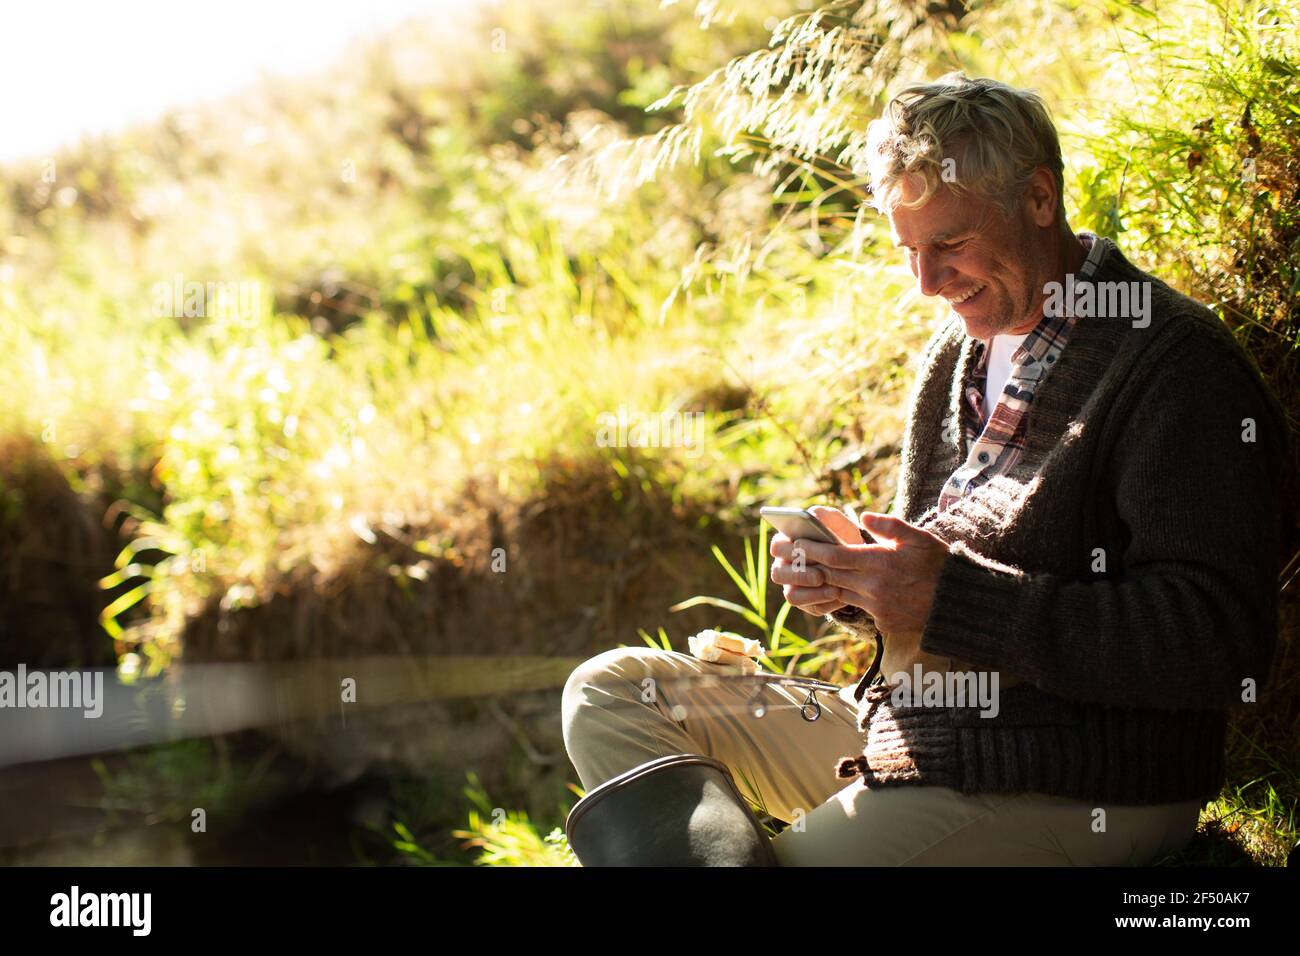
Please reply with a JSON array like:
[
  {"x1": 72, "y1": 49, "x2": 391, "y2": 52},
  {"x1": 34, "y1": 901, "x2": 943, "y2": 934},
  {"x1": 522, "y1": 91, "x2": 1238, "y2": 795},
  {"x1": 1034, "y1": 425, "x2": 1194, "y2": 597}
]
[{"x1": 828, "y1": 239, "x2": 1289, "y2": 805}]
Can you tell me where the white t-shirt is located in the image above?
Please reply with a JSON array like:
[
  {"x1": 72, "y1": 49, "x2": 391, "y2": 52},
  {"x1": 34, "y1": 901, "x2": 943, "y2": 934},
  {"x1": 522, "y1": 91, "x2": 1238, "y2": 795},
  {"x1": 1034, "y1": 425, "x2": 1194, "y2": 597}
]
[{"x1": 983, "y1": 331, "x2": 1028, "y2": 426}]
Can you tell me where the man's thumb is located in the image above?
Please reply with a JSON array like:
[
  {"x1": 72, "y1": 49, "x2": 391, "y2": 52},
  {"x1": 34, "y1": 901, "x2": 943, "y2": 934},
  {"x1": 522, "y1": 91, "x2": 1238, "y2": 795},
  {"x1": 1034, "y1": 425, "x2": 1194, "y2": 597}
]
[
  {"x1": 856, "y1": 511, "x2": 919, "y2": 545},
  {"x1": 807, "y1": 505, "x2": 865, "y2": 545}
]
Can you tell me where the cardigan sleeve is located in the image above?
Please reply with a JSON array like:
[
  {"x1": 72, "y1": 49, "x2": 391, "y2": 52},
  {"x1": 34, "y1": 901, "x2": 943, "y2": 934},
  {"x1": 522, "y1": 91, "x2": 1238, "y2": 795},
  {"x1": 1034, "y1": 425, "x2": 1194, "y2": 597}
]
[{"x1": 916, "y1": 329, "x2": 1289, "y2": 711}]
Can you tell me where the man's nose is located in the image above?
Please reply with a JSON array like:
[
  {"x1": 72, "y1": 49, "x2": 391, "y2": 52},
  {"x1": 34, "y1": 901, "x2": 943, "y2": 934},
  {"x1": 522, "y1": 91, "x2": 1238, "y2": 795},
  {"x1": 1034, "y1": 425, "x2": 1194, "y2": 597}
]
[{"x1": 913, "y1": 249, "x2": 951, "y2": 298}]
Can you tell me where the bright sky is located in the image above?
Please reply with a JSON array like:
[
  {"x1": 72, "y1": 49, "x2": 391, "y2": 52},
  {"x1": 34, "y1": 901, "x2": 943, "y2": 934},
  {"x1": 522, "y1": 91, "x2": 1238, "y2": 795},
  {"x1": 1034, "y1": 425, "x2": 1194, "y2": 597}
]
[{"x1": 0, "y1": 0, "x2": 481, "y2": 163}]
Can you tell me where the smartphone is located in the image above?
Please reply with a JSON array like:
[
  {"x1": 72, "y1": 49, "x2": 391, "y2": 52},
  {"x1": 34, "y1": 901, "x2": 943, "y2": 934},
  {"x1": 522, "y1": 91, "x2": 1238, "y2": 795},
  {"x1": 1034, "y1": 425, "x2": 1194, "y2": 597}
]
[{"x1": 759, "y1": 506, "x2": 843, "y2": 545}]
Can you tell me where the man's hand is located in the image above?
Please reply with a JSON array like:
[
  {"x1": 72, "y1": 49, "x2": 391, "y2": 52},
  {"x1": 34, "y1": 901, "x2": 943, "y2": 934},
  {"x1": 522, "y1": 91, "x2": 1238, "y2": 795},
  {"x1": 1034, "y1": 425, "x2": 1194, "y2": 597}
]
[
  {"x1": 769, "y1": 506, "x2": 952, "y2": 642},
  {"x1": 768, "y1": 507, "x2": 861, "y2": 616}
]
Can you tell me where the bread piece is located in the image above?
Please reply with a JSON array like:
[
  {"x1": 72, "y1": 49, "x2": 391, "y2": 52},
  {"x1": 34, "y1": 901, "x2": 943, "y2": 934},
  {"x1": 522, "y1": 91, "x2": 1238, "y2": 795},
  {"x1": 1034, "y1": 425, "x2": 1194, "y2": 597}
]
[{"x1": 688, "y1": 630, "x2": 762, "y2": 673}]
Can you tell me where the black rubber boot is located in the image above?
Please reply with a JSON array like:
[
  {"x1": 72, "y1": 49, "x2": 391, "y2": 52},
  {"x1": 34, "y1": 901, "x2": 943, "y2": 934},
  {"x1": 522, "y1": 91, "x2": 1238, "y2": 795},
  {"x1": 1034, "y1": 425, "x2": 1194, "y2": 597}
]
[{"x1": 564, "y1": 753, "x2": 779, "y2": 866}]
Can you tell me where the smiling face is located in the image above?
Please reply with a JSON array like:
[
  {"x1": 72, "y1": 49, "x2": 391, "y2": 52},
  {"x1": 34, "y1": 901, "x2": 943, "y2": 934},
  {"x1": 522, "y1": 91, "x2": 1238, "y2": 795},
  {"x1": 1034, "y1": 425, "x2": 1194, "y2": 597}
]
[{"x1": 888, "y1": 176, "x2": 1048, "y2": 341}]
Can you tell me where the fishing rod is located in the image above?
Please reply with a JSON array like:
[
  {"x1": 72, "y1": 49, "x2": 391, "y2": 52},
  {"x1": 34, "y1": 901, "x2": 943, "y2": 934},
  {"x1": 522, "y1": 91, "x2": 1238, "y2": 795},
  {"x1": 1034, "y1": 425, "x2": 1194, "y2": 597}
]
[
  {"x1": 649, "y1": 671, "x2": 848, "y2": 722},
  {"x1": 0, "y1": 655, "x2": 582, "y2": 769},
  {"x1": 0, "y1": 656, "x2": 858, "y2": 769}
]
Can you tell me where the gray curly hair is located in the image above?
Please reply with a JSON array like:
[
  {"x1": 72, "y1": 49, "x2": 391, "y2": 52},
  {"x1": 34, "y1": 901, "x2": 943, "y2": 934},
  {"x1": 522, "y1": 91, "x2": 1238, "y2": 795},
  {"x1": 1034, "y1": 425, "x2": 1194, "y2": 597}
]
[{"x1": 864, "y1": 72, "x2": 1066, "y2": 223}]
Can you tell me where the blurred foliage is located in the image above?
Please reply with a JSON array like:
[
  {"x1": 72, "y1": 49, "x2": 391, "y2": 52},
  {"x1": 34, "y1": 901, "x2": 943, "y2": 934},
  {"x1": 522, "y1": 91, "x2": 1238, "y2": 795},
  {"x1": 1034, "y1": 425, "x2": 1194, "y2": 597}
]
[{"x1": 92, "y1": 737, "x2": 283, "y2": 827}]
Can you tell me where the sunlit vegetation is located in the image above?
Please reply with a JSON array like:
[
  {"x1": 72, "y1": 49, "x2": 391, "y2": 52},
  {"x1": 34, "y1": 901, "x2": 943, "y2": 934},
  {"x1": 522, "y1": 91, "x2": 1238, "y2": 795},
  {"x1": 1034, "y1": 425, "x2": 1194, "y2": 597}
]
[{"x1": 2, "y1": 0, "x2": 1295, "y2": 865}]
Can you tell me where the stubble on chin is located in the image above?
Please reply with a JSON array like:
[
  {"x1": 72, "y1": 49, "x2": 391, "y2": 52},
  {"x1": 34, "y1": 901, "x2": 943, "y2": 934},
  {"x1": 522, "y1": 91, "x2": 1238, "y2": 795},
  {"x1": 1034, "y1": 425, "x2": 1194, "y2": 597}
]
[
  {"x1": 955, "y1": 300, "x2": 1004, "y2": 341},
  {"x1": 977, "y1": 287, "x2": 1039, "y2": 339}
]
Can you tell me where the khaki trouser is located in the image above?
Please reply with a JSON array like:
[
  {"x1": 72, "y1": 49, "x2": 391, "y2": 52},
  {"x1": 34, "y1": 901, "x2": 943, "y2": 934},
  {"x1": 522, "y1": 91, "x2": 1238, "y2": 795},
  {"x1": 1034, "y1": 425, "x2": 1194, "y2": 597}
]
[{"x1": 561, "y1": 647, "x2": 1203, "y2": 866}]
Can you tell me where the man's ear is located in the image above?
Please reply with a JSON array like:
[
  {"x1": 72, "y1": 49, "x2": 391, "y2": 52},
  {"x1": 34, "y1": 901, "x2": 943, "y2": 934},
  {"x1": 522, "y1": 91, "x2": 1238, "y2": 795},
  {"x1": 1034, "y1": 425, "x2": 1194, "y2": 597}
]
[{"x1": 1022, "y1": 166, "x2": 1059, "y2": 229}]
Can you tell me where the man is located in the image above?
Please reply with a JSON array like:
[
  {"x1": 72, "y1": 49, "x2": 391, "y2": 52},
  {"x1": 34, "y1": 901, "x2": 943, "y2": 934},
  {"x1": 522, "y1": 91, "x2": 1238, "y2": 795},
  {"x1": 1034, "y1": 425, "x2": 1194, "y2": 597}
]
[{"x1": 560, "y1": 73, "x2": 1288, "y2": 866}]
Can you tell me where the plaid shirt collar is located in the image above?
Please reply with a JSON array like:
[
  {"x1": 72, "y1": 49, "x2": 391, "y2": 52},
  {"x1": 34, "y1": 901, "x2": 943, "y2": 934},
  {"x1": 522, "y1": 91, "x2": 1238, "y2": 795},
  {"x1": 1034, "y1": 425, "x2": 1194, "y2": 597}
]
[{"x1": 937, "y1": 232, "x2": 1111, "y2": 512}]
